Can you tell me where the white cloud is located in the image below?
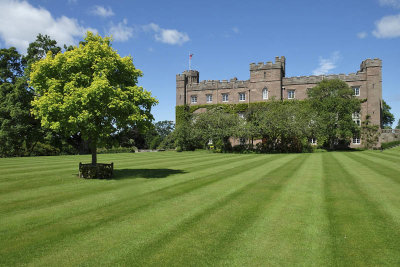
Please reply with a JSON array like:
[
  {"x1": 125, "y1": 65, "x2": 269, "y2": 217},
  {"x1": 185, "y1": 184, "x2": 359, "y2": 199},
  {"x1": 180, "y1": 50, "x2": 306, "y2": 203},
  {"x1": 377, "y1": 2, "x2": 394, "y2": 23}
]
[
  {"x1": 372, "y1": 14, "x2": 400, "y2": 38},
  {"x1": 232, "y1": 27, "x2": 240, "y2": 34},
  {"x1": 312, "y1": 51, "x2": 341, "y2": 75},
  {"x1": 379, "y1": 0, "x2": 400, "y2": 8},
  {"x1": 143, "y1": 23, "x2": 189, "y2": 45},
  {"x1": 107, "y1": 19, "x2": 133, "y2": 42},
  {"x1": 0, "y1": 0, "x2": 96, "y2": 53},
  {"x1": 90, "y1": 5, "x2": 114, "y2": 18},
  {"x1": 357, "y1": 31, "x2": 368, "y2": 39}
]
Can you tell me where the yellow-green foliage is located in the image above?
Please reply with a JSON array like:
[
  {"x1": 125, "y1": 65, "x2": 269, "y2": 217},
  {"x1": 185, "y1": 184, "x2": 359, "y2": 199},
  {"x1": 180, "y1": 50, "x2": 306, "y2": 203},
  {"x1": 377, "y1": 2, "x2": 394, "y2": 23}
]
[{"x1": 30, "y1": 32, "x2": 158, "y2": 145}]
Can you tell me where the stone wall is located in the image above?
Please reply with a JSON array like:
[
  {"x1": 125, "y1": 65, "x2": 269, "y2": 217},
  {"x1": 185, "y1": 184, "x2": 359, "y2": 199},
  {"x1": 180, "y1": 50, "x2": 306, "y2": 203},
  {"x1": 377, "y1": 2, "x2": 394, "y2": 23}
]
[{"x1": 380, "y1": 129, "x2": 400, "y2": 143}]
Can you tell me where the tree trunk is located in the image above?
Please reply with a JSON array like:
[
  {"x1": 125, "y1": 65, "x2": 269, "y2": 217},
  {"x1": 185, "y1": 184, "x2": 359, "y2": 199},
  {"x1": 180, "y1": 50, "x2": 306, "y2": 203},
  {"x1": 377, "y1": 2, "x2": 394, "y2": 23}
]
[{"x1": 91, "y1": 141, "x2": 97, "y2": 165}]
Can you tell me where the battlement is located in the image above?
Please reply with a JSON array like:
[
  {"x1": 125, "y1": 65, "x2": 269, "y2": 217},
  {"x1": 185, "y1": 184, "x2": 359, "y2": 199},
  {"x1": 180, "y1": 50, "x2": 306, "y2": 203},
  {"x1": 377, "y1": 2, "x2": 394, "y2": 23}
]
[
  {"x1": 183, "y1": 70, "x2": 200, "y2": 75},
  {"x1": 176, "y1": 73, "x2": 186, "y2": 80},
  {"x1": 187, "y1": 79, "x2": 250, "y2": 91},
  {"x1": 283, "y1": 72, "x2": 367, "y2": 85},
  {"x1": 360, "y1": 58, "x2": 382, "y2": 71},
  {"x1": 250, "y1": 56, "x2": 286, "y2": 71}
]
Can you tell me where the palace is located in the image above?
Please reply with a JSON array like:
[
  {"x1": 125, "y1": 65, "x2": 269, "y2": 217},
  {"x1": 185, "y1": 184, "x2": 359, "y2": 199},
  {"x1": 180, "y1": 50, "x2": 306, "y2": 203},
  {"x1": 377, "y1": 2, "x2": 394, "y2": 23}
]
[{"x1": 176, "y1": 56, "x2": 383, "y2": 146}]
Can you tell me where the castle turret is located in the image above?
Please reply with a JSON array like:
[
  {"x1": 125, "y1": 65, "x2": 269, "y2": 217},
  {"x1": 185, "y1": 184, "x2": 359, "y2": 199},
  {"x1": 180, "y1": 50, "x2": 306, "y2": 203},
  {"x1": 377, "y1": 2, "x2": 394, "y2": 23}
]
[{"x1": 176, "y1": 70, "x2": 200, "y2": 106}]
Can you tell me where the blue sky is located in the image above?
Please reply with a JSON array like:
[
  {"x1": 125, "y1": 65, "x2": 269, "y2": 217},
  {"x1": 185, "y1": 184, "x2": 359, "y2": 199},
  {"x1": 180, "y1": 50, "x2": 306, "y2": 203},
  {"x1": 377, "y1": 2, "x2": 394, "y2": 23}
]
[{"x1": 1, "y1": 0, "x2": 399, "y2": 126}]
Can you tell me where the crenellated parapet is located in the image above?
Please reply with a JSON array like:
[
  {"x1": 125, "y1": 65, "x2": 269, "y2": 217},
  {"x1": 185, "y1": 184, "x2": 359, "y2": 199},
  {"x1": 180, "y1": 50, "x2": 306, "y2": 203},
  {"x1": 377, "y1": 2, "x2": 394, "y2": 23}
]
[
  {"x1": 176, "y1": 73, "x2": 186, "y2": 80},
  {"x1": 283, "y1": 72, "x2": 367, "y2": 85},
  {"x1": 360, "y1": 58, "x2": 382, "y2": 71},
  {"x1": 187, "y1": 79, "x2": 250, "y2": 91},
  {"x1": 250, "y1": 56, "x2": 286, "y2": 71}
]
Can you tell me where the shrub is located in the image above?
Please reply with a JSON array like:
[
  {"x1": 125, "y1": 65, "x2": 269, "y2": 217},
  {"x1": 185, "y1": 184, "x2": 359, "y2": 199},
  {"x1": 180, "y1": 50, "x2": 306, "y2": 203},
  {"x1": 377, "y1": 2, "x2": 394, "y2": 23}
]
[
  {"x1": 97, "y1": 146, "x2": 137, "y2": 154},
  {"x1": 381, "y1": 140, "x2": 400, "y2": 150},
  {"x1": 30, "y1": 142, "x2": 60, "y2": 156}
]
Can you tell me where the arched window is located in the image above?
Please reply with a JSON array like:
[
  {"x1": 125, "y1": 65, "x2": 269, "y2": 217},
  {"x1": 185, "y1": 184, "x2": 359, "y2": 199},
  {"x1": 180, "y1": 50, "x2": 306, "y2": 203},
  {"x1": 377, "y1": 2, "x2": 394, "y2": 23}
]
[{"x1": 262, "y1": 88, "x2": 268, "y2": 100}]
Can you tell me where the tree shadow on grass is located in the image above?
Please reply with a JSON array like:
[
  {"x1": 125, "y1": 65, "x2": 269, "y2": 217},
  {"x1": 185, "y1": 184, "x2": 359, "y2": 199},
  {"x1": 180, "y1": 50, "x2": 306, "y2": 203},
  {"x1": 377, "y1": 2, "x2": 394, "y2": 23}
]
[{"x1": 113, "y1": 168, "x2": 186, "y2": 180}]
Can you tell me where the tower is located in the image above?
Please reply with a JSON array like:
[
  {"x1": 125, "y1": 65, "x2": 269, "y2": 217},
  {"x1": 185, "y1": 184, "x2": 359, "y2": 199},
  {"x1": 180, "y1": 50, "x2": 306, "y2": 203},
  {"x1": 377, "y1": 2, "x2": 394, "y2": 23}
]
[
  {"x1": 176, "y1": 70, "x2": 199, "y2": 106},
  {"x1": 360, "y1": 58, "x2": 382, "y2": 127},
  {"x1": 249, "y1": 56, "x2": 285, "y2": 100}
]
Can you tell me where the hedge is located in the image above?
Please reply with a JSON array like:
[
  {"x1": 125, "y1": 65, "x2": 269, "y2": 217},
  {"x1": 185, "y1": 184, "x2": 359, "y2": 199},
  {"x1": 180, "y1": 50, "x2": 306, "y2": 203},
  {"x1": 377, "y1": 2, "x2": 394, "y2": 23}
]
[{"x1": 381, "y1": 140, "x2": 400, "y2": 150}]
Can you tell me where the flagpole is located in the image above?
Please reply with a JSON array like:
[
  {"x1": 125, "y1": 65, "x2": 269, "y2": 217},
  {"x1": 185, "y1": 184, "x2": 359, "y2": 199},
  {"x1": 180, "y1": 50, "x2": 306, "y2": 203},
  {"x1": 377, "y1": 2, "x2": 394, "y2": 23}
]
[{"x1": 189, "y1": 52, "x2": 191, "y2": 70}]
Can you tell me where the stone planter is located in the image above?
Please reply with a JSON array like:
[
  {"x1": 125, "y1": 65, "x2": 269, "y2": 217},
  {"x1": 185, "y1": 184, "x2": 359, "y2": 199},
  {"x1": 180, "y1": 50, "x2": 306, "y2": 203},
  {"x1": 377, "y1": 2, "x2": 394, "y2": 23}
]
[{"x1": 79, "y1": 162, "x2": 114, "y2": 179}]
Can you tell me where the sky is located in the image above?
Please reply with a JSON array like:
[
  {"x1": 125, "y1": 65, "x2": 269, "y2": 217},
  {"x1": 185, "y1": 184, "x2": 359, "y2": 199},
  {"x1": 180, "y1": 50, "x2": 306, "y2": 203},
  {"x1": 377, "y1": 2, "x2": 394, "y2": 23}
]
[{"x1": 0, "y1": 0, "x2": 399, "y2": 126}]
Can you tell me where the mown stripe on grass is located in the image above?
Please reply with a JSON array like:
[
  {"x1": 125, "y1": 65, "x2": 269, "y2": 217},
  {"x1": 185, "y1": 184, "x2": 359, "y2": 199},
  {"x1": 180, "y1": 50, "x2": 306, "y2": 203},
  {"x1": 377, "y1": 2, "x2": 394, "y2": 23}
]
[
  {"x1": 25, "y1": 154, "x2": 297, "y2": 266},
  {"x1": 343, "y1": 152, "x2": 400, "y2": 184},
  {"x1": 323, "y1": 152, "x2": 400, "y2": 266},
  {"x1": 0, "y1": 152, "x2": 243, "y2": 202},
  {"x1": 0, "y1": 153, "x2": 248, "y2": 214},
  {"x1": 121, "y1": 155, "x2": 308, "y2": 266},
  {"x1": 337, "y1": 153, "x2": 400, "y2": 224},
  {"x1": 0, "y1": 154, "x2": 285, "y2": 265},
  {"x1": 0, "y1": 152, "x2": 232, "y2": 193},
  {"x1": 218, "y1": 153, "x2": 332, "y2": 266},
  {"x1": 0, "y1": 153, "x2": 258, "y2": 231},
  {"x1": 0, "y1": 151, "x2": 213, "y2": 181},
  {"x1": 363, "y1": 150, "x2": 400, "y2": 164}
]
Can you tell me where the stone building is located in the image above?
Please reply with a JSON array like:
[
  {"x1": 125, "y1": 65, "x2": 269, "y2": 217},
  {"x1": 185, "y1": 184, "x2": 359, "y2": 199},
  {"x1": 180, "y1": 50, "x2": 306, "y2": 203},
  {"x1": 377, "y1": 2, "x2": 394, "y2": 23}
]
[{"x1": 176, "y1": 56, "x2": 383, "y2": 146}]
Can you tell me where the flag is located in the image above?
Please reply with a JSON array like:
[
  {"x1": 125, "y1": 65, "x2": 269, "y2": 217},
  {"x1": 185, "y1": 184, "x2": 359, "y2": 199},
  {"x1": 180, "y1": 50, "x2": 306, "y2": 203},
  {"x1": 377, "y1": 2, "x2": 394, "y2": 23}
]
[{"x1": 189, "y1": 53, "x2": 193, "y2": 59}]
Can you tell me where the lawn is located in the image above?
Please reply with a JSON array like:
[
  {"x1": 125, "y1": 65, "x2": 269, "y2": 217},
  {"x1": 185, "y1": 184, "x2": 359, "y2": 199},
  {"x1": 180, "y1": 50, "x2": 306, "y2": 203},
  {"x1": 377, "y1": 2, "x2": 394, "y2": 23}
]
[{"x1": 1, "y1": 148, "x2": 400, "y2": 266}]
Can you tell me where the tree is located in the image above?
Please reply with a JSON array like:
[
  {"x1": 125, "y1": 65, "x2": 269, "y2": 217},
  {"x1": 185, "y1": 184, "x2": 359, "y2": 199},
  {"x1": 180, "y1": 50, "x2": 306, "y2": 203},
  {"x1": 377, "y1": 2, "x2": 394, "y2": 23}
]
[
  {"x1": 155, "y1": 120, "x2": 175, "y2": 139},
  {"x1": 193, "y1": 107, "x2": 239, "y2": 151},
  {"x1": 174, "y1": 109, "x2": 200, "y2": 151},
  {"x1": 396, "y1": 119, "x2": 400, "y2": 130},
  {"x1": 307, "y1": 79, "x2": 361, "y2": 149},
  {"x1": 30, "y1": 32, "x2": 158, "y2": 165},
  {"x1": 24, "y1": 34, "x2": 61, "y2": 76},
  {"x1": 0, "y1": 47, "x2": 40, "y2": 157},
  {"x1": 246, "y1": 101, "x2": 314, "y2": 152},
  {"x1": 382, "y1": 100, "x2": 395, "y2": 128}
]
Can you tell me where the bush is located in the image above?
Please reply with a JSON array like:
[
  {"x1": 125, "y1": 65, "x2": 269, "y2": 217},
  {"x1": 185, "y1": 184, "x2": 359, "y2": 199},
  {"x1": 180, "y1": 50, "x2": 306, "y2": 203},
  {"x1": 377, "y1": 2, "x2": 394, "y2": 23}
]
[
  {"x1": 381, "y1": 140, "x2": 400, "y2": 150},
  {"x1": 232, "y1": 144, "x2": 254, "y2": 153},
  {"x1": 158, "y1": 132, "x2": 176, "y2": 150},
  {"x1": 97, "y1": 146, "x2": 137, "y2": 154},
  {"x1": 30, "y1": 142, "x2": 61, "y2": 156}
]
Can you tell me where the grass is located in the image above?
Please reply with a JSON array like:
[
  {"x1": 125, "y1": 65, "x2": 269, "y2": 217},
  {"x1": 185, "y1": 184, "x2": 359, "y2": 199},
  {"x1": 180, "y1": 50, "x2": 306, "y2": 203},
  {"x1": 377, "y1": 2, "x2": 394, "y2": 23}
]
[{"x1": 1, "y1": 148, "x2": 400, "y2": 266}]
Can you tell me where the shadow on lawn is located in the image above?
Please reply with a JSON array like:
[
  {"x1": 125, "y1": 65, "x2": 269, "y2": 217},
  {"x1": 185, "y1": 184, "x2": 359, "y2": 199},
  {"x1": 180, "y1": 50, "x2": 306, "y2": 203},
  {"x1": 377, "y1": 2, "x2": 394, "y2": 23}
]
[{"x1": 113, "y1": 168, "x2": 186, "y2": 180}]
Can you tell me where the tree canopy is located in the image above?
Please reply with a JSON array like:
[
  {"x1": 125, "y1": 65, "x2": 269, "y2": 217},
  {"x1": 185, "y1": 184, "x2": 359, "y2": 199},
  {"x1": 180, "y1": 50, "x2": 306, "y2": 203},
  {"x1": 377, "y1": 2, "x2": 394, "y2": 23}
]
[
  {"x1": 0, "y1": 47, "x2": 40, "y2": 157},
  {"x1": 382, "y1": 100, "x2": 395, "y2": 128},
  {"x1": 307, "y1": 79, "x2": 361, "y2": 149},
  {"x1": 30, "y1": 32, "x2": 158, "y2": 164}
]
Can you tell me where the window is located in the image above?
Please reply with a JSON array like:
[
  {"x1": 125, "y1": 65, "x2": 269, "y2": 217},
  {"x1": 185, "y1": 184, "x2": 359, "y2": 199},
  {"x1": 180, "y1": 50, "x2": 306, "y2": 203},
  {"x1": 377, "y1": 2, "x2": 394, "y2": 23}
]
[
  {"x1": 239, "y1": 92, "x2": 246, "y2": 101},
  {"x1": 288, "y1": 90, "x2": 295, "y2": 99},
  {"x1": 352, "y1": 112, "x2": 361, "y2": 126},
  {"x1": 191, "y1": 95, "x2": 197, "y2": 104},
  {"x1": 310, "y1": 138, "x2": 317, "y2": 145},
  {"x1": 262, "y1": 88, "x2": 268, "y2": 100},
  {"x1": 222, "y1": 93, "x2": 229, "y2": 102},
  {"x1": 239, "y1": 138, "x2": 246, "y2": 145},
  {"x1": 352, "y1": 136, "x2": 361, "y2": 144},
  {"x1": 353, "y1": 87, "x2": 360, "y2": 96},
  {"x1": 264, "y1": 71, "x2": 266, "y2": 79},
  {"x1": 206, "y1": 94, "x2": 213, "y2": 103}
]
